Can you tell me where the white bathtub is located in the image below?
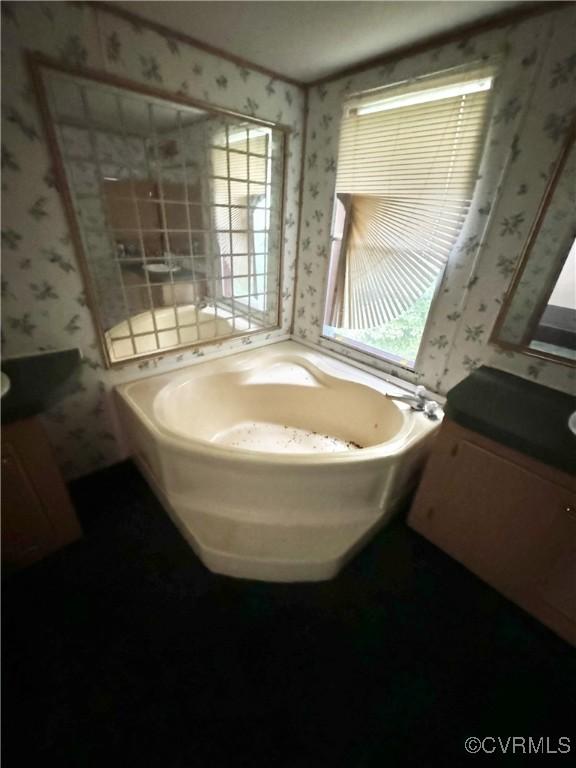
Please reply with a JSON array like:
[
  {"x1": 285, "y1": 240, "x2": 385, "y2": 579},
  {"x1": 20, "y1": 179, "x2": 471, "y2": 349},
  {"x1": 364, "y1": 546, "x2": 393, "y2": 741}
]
[{"x1": 115, "y1": 341, "x2": 441, "y2": 581}]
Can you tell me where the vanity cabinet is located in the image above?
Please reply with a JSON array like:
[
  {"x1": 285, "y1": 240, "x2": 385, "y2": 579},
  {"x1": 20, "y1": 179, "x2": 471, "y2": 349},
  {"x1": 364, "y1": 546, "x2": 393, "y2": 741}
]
[
  {"x1": 1, "y1": 417, "x2": 82, "y2": 572},
  {"x1": 408, "y1": 418, "x2": 576, "y2": 646}
]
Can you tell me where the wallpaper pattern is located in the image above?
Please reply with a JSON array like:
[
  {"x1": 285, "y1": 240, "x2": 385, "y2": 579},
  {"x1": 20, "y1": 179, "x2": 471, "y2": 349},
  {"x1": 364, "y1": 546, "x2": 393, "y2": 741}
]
[
  {"x1": 1, "y1": 1, "x2": 305, "y2": 478},
  {"x1": 293, "y1": 6, "x2": 576, "y2": 396},
  {"x1": 497, "y1": 137, "x2": 575, "y2": 348},
  {"x1": 2, "y1": 3, "x2": 575, "y2": 481}
]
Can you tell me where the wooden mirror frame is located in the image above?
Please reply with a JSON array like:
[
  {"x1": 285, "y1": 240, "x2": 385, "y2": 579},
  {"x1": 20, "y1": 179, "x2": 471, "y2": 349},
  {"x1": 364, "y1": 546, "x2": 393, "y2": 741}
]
[
  {"x1": 28, "y1": 51, "x2": 289, "y2": 368},
  {"x1": 489, "y1": 118, "x2": 576, "y2": 366}
]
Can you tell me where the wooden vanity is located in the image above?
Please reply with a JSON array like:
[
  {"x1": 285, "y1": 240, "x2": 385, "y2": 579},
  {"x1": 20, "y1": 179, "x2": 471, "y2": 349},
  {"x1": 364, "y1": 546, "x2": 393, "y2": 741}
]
[
  {"x1": 2, "y1": 417, "x2": 81, "y2": 572},
  {"x1": 408, "y1": 367, "x2": 576, "y2": 646},
  {"x1": 1, "y1": 350, "x2": 82, "y2": 572}
]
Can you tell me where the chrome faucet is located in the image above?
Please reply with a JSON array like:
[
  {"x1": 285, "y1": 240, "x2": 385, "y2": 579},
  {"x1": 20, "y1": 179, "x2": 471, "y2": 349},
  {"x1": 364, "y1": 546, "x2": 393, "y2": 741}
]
[{"x1": 386, "y1": 385, "x2": 440, "y2": 420}]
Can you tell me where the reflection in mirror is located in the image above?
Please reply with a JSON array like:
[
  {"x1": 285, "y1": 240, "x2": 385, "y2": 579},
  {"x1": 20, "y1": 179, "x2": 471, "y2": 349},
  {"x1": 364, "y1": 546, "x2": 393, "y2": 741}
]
[
  {"x1": 492, "y1": 126, "x2": 575, "y2": 364},
  {"x1": 36, "y1": 62, "x2": 285, "y2": 365},
  {"x1": 530, "y1": 239, "x2": 575, "y2": 359}
]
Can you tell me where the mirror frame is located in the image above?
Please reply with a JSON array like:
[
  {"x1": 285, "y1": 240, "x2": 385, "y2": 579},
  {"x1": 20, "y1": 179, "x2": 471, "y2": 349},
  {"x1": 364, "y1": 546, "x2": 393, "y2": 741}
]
[
  {"x1": 489, "y1": 117, "x2": 576, "y2": 366},
  {"x1": 28, "y1": 51, "x2": 290, "y2": 368}
]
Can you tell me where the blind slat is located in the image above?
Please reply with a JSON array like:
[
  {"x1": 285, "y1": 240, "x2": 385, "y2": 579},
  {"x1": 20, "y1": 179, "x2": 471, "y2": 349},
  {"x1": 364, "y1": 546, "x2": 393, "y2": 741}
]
[
  {"x1": 330, "y1": 67, "x2": 493, "y2": 329},
  {"x1": 339, "y1": 112, "x2": 489, "y2": 139}
]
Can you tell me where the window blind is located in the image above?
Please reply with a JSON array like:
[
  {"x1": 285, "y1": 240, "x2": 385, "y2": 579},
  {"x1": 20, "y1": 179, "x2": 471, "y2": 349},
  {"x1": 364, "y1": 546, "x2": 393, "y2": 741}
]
[{"x1": 328, "y1": 67, "x2": 494, "y2": 330}]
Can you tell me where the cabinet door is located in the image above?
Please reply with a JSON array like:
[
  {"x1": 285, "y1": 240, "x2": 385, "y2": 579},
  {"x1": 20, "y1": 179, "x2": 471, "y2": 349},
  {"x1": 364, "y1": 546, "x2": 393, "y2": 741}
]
[
  {"x1": 536, "y1": 504, "x2": 576, "y2": 624},
  {"x1": 410, "y1": 436, "x2": 562, "y2": 591},
  {"x1": 2, "y1": 418, "x2": 81, "y2": 571},
  {"x1": 408, "y1": 421, "x2": 576, "y2": 644},
  {"x1": 1, "y1": 443, "x2": 56, "y2": 567}
]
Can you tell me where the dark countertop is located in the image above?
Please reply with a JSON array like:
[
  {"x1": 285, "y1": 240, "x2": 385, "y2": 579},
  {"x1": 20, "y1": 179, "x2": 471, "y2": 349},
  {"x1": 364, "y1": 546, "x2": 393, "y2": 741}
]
[
  {"x1": 445, "y1": 366, "x2": 576, "y2": 475},
  {"x1": 1, "y1": 348, "x2": 82, "y2": 425}
]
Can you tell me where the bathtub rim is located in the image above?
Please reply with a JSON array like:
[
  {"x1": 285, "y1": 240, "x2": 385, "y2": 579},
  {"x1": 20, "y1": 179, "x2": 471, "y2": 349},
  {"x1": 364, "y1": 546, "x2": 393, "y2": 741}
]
[
  {"x1": 153, "y1": 351, "x2": 411, "y2": 453},
  {"x1": 115, "y1": 341, "x2": 442, "y2": 466}
]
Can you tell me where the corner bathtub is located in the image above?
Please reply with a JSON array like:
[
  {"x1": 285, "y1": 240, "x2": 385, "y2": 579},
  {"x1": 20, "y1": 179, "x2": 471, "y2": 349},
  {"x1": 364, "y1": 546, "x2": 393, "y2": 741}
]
[{"x1": 115, "y1": 341, "x2": 441, "y2": 581}]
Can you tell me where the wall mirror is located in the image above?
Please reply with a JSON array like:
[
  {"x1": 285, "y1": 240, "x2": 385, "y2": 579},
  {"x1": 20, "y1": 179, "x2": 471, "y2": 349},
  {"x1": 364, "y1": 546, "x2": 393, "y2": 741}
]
[
  {"x1": 31, "y1": 56, "x2": 286, "y2": 367},
  {"x1": 491, "y1": 123, "x2": 575, "y2": 365}
]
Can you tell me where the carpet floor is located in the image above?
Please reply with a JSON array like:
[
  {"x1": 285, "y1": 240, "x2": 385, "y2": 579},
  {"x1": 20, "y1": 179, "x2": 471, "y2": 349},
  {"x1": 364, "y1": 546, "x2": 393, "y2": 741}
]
[{"x1": 3, "y1": 460, "x2": 575, "y2": 767}]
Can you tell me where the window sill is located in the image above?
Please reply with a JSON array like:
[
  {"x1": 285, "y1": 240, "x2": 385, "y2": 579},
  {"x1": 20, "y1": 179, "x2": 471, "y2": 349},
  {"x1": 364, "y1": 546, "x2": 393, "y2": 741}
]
[
  {"x1": 320, "y1": 332, "x2": 417, "y2": 373},
  {"x1": 297, "y1": 335, "x2": 429, "y2": 395}
]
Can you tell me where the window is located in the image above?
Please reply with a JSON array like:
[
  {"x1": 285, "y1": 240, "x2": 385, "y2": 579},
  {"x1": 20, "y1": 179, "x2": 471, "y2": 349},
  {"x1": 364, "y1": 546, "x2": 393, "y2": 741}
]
[
  {"x1": 323, "y1": 67, "x2": 495, "y2": 368},
  {"x1": 211, "y1": 126, "x2": 272, "y2": 316}
]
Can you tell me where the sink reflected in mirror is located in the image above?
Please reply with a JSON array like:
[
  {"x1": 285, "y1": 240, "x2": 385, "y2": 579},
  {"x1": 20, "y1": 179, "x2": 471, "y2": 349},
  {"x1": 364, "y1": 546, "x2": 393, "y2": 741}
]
[
  {"x1": 143, "y1": 264, "x2": 182, "y2": 274},
  {"x1": 32, "y1": 57, "x2": 287, "y2": 367}
]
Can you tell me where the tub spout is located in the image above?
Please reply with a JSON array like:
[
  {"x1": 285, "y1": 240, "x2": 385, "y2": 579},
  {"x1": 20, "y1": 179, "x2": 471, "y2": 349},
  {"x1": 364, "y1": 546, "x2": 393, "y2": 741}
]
[{"x1": 386, "y1": 386, "x2": 440, "y2": 419}]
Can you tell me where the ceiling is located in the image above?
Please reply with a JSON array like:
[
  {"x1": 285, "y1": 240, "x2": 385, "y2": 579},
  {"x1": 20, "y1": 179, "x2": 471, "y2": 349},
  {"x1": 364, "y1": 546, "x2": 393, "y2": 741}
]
[{"x1": 117, "y1": 1, "x2": 524, "y2": 83}]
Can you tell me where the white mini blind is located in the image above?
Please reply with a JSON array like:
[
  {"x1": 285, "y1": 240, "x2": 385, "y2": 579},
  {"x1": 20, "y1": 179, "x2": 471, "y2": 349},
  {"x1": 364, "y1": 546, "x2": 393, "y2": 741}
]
[{"x1": 329, "y1": 67, "x2": 494, "y2": 329}]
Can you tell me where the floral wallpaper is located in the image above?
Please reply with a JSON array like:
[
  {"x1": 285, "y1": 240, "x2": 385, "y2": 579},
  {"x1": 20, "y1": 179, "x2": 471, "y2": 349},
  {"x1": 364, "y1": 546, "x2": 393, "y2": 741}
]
[
  {"x1": 497, "y1": 137, "x2": 575, "y2": 348},
  {"x1": 1, "y1": 1, "x2": 305, "y2": 478},
  {"x1": 294, "y1": 5, "x2": 576, "y2": 396},
  {"x1": 2, "y1": 2, "x2": 575, "y2": 481}
]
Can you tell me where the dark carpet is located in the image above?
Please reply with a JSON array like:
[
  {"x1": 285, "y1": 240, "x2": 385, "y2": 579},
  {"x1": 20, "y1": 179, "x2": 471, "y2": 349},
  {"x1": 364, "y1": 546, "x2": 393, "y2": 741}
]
[{"x1": 3, "y1": 460, "x2": 575, "y2": 767}]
